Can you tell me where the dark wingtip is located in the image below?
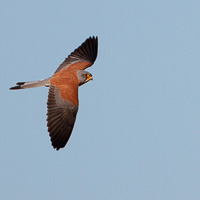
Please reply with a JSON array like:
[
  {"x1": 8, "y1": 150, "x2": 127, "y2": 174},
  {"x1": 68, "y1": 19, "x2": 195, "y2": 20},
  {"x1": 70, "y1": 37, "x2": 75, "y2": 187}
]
[
  {"x1": 84, "y1": 36, "x2": 98, "y2": 63},
  {"x1": 51, "y1": 144, "x2": 61, "y2": 151},
  {"x1": 69, "y1": 35, "x2": 98, "y2": 64}
]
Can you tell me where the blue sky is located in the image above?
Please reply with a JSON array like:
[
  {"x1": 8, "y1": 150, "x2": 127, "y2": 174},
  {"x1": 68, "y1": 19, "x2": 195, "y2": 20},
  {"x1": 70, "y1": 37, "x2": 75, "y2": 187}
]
[{"x1": 1, "y1": 0, "x2": 200, "y2": 199}]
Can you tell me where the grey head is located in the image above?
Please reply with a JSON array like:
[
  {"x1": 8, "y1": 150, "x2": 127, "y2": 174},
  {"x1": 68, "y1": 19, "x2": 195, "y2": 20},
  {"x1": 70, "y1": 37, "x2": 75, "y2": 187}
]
[{"x1": 77, "y1": 70, "x2": 93, "y2": 86}]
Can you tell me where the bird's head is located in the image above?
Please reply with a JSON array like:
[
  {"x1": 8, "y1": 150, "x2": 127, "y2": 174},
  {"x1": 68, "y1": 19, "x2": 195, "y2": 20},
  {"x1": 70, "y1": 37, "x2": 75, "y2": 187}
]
[{"x1": 77, "y1": 70, "x2": 93, "y2": 86}]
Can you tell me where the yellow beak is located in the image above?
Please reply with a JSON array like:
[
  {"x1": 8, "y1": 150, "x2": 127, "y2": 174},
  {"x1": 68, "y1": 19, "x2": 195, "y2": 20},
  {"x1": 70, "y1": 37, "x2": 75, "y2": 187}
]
[{"x1": 86, "y1": 75, "x2": 93, "y2": 81}]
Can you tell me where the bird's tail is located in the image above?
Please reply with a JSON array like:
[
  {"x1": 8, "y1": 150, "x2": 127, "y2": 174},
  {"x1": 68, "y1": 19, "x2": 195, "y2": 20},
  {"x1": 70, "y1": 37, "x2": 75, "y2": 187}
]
[{"x1": 10, "y1": 77, "x2": 51, "y2": 90}]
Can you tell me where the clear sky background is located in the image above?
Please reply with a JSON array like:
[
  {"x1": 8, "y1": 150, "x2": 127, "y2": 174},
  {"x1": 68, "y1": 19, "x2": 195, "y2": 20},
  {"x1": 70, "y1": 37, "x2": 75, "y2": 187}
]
[{"x1": 1, "y1": 0, "x2": 200, "y2": 199}]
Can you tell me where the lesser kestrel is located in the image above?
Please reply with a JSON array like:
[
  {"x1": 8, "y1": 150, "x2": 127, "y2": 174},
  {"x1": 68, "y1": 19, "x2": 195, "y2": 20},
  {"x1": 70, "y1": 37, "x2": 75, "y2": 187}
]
[{"x1": 10, "y1": 36, "x2": 98, "y2": 150}]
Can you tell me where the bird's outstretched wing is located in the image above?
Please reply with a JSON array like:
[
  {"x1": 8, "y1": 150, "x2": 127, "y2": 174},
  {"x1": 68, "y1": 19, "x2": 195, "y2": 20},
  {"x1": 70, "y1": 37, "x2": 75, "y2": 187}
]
[
  {"x1": 55, "y1": 36, "x2": 98, "y2": 73},
  {"x1": 47, "y1": 85, "x2": 78, "y2": 150}
]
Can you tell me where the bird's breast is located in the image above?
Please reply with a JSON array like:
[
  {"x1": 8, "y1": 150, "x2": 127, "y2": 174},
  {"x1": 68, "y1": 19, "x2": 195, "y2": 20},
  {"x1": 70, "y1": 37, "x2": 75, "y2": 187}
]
[{"x1": 50, "y1": 70, "x2": 79, "y2": 106}]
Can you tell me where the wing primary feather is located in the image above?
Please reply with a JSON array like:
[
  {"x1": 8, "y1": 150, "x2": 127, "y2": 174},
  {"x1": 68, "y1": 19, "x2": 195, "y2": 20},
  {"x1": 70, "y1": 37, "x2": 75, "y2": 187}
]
[
  {"x1": 51, "y1": 124, "x2": 68, "y2": 149},
  {"x1": 48, "y1": 117, "x2": 65, "y2": 134},
  {"x1": 53, "y1": 125, "x2": 71, "y2": 149},
  {"x1": 47, "y1": 112, "x2": 62, "y2": 122},
  {"x1": 49, "y1": 121, "x2": 66, "y2": 139},
  {"x1": 48, "y1": 118, "x2": 63, "y2": 132}
]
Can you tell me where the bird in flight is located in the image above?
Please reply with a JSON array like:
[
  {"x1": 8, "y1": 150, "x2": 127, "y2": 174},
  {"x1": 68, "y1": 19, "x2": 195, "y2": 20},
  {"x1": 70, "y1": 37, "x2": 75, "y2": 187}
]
[{"x1": 10, "y1": 36, "x2": 98, "y2": 150}]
